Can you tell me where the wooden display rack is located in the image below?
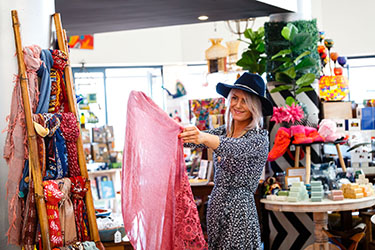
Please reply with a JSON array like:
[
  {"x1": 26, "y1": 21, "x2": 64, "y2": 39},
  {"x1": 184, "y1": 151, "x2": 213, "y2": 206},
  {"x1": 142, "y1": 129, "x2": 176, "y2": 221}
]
[{"x1": 11, "y1": 10, "x2": 104, "y2": 250}]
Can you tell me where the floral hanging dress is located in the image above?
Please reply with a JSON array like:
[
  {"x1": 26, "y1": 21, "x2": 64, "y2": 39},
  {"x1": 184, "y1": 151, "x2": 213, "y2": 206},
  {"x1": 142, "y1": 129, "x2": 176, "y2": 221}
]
[{"x1": 186, "y1": 125, "x2": 269, "y2": 250}]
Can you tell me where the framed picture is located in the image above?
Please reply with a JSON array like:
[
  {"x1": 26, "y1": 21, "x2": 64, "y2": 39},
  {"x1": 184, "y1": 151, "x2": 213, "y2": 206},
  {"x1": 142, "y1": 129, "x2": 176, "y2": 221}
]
[
  {"x1": 285, "y1": 176, "x2": 302, "y2": 187},
  {"x1": 92, "y1": 143, "x2": 109, "y2": 162},
  {"x1": 81, "y1": 128, "x2": 90, "y2": 143},
  {"x1": 92, "y1": 127, "x2": 106, "y2": 143},
  {"x1": 83, "y1": 143, "x2": 92, "y2": 162},
  {"x1": 105, "y1": 125, "x2": 114, "y2": 142},
  {"x1": 286, "y1": 167, "x2": 306, "y2": 182}
]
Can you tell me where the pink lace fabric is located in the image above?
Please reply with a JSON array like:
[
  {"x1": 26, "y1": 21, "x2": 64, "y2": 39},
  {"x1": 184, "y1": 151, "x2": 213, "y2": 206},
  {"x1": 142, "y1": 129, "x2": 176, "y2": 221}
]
[
  {"x1": 3, "y1": 45, "x2": 42, "y2": 245},
  {"x1": 122, "y1": 91, "x2": 207, "y2": 250}
]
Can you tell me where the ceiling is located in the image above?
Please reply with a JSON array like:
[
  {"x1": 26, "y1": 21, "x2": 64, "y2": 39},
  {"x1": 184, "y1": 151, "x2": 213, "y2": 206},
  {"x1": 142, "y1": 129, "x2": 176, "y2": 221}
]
[{"x1": 55, "y1": 0, "x2": 293, "y2": 36}]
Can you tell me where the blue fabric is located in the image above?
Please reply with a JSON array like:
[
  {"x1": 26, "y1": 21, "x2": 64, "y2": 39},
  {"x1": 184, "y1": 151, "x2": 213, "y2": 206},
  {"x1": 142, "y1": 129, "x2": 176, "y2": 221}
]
[
  {"x1": 55, "y1": 128, "x2": 68, "y2": 178},
  {"x1": 18, "y1": 160, "x2": 29, "y2": 198},
  {"x1": 36, "y1": 49, "x2": 53, "y2": 114},
  {"x1": 44, "y1": 114, "x2": 68, "y2": 180}
]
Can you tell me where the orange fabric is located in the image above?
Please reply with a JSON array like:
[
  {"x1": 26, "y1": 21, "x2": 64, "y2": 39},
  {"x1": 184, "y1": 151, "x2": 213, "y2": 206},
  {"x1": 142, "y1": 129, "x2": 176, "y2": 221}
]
[{"x1": 268, "y1": 127, "x2": 291, "y2": 161}]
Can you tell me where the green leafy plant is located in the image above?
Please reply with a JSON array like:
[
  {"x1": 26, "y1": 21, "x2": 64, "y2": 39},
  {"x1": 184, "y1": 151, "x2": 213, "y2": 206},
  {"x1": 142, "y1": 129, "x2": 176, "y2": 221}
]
[
  {"x1": 270, "y1": 23, "x2": 318, "y2": 103},
  {"x1": 236, "y1": 27, "x2": 266, "y2": 75}
]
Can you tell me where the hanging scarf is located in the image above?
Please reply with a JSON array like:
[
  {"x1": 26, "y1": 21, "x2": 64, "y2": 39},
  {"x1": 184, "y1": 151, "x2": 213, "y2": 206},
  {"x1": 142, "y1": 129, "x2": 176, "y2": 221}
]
[
  {"x1": 3, "y1": 45, "x2": 42, "y2": 245},
  {"x1": 36, "y1": 49, "x2": 53, "y2": 113},
  {"x1": 60, "y1": 112, "x2": 81, "y2": 176},
  {"x1": 44, "y1": 114, "x2": 68, "y2": 180},
  {"x1": 43, "y1": 180, "x2": 64, "y2": 248},
  {"x1": 21, "y1": 179, "x2": 38, "y2": 250},
  {"x1": 122, "y1": 91, "x2": 207, "y2": 250},
  {"x1": 70, "y1": 176, "x2": 90, "y2": 242},
  {"x1": 48, "y1": 49, "x2": 69, "y2": 113},
  {"x1": 56, "y1": 178, "x2": 77, "y2": 245}
]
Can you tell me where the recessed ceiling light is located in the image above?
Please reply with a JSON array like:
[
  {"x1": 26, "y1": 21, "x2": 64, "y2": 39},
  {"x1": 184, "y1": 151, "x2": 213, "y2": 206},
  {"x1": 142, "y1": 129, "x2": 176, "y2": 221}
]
[{"x1": 198, "y1": 15, "x2": 209, "y2": 21}]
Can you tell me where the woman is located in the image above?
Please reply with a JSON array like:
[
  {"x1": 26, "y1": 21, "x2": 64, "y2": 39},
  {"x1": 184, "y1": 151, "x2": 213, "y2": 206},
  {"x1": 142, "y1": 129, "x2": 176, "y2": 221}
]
[{"x1": 179, "y1": 72, "x2": 273, "y2": 250}]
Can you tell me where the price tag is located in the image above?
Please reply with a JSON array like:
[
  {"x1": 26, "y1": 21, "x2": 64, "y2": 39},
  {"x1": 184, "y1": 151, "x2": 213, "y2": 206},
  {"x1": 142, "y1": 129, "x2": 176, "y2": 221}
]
[{"x1": 114, "y1": 230, "x2": 122, "y2": 243}]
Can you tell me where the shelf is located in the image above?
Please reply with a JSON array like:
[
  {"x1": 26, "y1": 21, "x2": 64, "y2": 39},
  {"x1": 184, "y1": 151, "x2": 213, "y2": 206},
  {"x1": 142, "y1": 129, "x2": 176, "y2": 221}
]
[{"x1": 88, "y1": 168, "x2": 121, "y2": 177}]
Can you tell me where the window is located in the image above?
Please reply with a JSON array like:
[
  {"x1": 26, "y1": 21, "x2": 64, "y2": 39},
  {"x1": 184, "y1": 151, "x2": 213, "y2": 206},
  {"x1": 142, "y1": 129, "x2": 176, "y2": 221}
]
[
  {"x1": 73, "y1": 66, "x2": 164, "y2": 151},
  {"x1": 347, "y1": 56, "x2": 375, "y2": 104}
]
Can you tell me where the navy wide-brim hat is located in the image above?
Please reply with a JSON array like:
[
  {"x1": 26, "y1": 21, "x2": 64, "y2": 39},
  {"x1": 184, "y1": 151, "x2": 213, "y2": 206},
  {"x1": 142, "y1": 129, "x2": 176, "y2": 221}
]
[{"x1": 216, "y1": 72, "x2": 273, "y2": 116}]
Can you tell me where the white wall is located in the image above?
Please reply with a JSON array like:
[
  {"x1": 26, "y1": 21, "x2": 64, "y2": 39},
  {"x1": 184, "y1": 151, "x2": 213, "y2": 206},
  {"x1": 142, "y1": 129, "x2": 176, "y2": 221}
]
[
  {"x1": 0, "y1": 1, "x2": 54, "y2": 248},
  {"x1": 311, "y1": 0, "x2": 375, "y2": 56}
]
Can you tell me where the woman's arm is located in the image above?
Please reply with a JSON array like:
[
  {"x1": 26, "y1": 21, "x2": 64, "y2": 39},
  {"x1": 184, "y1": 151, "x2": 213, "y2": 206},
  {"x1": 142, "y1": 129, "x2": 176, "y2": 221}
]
[{"x1": 180, "y1": 126, "x2": 220, "y2": 150}]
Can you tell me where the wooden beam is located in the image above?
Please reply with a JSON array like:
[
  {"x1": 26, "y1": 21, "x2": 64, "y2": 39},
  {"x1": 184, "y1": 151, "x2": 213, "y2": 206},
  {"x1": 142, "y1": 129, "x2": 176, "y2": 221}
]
[
  {"x1": 11, "y1": 10, "x2": 51, "y2": 250},
  {"x1": 53, "y1": 13, "x2": 104, "y2": 249}
]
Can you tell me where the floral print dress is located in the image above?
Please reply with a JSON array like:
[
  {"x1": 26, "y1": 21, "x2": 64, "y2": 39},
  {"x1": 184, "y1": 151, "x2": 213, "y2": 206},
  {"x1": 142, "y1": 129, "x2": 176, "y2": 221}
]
[{"x1": 185, "y1": 125, "x2": 269, "y2": 250}]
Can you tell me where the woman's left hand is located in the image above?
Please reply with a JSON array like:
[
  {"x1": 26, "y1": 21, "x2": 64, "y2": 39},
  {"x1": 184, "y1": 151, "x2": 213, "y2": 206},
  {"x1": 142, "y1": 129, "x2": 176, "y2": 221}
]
[{"x1": 179, "y1": 126, "x2": 206, "y2": 144}]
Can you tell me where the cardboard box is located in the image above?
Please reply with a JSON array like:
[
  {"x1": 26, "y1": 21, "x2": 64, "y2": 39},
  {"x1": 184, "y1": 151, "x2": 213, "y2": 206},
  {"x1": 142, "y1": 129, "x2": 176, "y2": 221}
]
[{"x1": 322, "y1": 102, "x2": 353, "y2": 119}]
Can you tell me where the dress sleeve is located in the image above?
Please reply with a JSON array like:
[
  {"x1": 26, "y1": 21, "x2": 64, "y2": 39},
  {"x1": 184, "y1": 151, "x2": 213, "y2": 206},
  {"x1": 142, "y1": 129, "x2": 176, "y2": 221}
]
[
  {"x1": 214, "y1": 130, "x2": 269, "y2": 160},
  {"x1": 183, "y1": 125, "x2": 226, "y2": 149}
]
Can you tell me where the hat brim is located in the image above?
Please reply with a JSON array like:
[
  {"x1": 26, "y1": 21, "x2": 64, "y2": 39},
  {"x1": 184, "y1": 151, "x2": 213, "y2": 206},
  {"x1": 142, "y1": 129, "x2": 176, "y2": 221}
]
[{"x1": 216, "y1": 82, "x2": 273, "y2": 116}]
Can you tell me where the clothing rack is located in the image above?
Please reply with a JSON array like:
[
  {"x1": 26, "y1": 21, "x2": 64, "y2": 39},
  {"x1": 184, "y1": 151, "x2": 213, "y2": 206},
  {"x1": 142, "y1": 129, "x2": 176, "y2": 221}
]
[{"x1": 11, "y1": 10, "x2": 104, "y2": 250}]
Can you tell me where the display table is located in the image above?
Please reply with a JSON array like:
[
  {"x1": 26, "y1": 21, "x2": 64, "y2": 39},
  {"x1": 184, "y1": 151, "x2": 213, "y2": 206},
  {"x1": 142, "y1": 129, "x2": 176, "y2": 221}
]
[
  {"x1": 293, "y1": 141, "x2": 347, "y2": 184},
  {"x1": 261, "y1": 196, "x2": 375, "y2": 250}
]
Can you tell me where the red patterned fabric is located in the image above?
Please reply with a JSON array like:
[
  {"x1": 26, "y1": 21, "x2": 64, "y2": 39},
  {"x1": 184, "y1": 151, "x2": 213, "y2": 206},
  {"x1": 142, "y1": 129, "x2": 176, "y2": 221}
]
[
  {"x1": 60, "y1": 112, "x2": 81, "y2": 176},
  {"x1": 51, "y1": 50, "x2": 68, "y2": 70},
  {"x1": 70, "y1": 176, "x2": 90, "y2": 242},
  {"x1": 122, "y1": 91, "x2": 207, "y2": 250},
  {"x1": 49, "y1": 49, "x2": 69, "y2": 113},
  {"x1": 43, "y1": 180, "x2": 64, "y2": 248}
]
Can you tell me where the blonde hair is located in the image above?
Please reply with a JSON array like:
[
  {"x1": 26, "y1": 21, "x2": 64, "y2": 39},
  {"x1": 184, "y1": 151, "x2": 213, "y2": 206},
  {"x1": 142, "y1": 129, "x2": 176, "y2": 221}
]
[{"x1": 225, "y1": 89, "x2": 263, "y2": 137}]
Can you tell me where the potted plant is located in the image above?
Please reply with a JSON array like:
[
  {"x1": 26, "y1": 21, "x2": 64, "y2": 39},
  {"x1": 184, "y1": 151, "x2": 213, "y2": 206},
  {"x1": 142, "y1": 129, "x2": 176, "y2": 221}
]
[
  {"x1": 236, "y1": 27, "x2": 266, "y2": 75},
  {"x1": 269, "y1": 23, "x2": 318, "y2": 105}
]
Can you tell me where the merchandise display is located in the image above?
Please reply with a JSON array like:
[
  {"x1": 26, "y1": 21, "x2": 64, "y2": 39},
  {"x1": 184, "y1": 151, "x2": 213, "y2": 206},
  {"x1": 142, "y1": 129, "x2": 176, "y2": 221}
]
[
  {"x1": 3, "y1": 11, "x2": 103, "y2": 249},
  {"x1": 287, "y1": 182, "x2": 309, "y2": 202},
  {"x1": 310, "y1": 180, "x2": 324, "y2": 202}
]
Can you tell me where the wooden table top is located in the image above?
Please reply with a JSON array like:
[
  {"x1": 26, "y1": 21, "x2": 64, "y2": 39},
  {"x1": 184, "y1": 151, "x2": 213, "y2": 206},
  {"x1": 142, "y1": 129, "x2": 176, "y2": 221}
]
[{"x1": 261, "y1": 196, "x2": 375, "y2": 213}]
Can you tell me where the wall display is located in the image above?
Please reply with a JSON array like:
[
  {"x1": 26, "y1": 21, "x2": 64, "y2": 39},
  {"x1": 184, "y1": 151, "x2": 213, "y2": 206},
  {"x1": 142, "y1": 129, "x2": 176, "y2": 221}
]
[
  {"x1": 189, "y1": 97, "x2": 226, "y2": 130},
  {"x1": 92, "y1": 127, "x2": 107, "y2": 143},
  {"x1": 68, "y1": 34, "x2": 94, "y2": 50},
  {"x1": 92, "y1": 143, "x2": 109, "y2": 162},
  {"x1": 81, "y1": 128, "x2": 90, "y2": 143}
]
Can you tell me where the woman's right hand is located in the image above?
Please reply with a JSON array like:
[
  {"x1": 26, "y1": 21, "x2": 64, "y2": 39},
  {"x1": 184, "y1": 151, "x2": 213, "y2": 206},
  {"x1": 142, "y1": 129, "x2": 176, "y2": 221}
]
[{"x1": 178, "y1": 126, "x2": 205, "y2": 144}]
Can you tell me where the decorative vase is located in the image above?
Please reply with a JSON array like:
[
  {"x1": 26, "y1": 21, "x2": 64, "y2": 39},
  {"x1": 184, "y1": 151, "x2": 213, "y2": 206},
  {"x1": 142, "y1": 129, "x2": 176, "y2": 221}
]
[
  {"x1": 205, "y1": 38, "x2": 228, "y2": 73},
  {"x1": 319, "y1": 75, "x2": 349, "y2": 101}
]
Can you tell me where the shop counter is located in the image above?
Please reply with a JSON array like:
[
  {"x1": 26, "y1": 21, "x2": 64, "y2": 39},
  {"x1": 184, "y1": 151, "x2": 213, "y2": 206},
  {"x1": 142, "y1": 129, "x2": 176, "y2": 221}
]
[{"x1": 261, "y1": 196, "x2": 375, "y2": 250}]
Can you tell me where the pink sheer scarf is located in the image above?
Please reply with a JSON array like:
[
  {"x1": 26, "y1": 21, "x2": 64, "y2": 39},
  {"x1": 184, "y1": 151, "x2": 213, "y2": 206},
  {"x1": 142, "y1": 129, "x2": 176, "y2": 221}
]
[
  {"x1": 3, "y1": 45, "x2": 41, "y2": 245},
  {"x1": 122, "y1": 91, "x2": 207, "y2": 250}
]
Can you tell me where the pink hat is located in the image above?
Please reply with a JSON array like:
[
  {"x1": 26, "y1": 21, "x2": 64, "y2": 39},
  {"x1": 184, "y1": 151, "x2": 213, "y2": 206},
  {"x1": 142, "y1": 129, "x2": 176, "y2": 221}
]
[{"x1": 318, "y1": 119, "x2": 344, "y2": 142}]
